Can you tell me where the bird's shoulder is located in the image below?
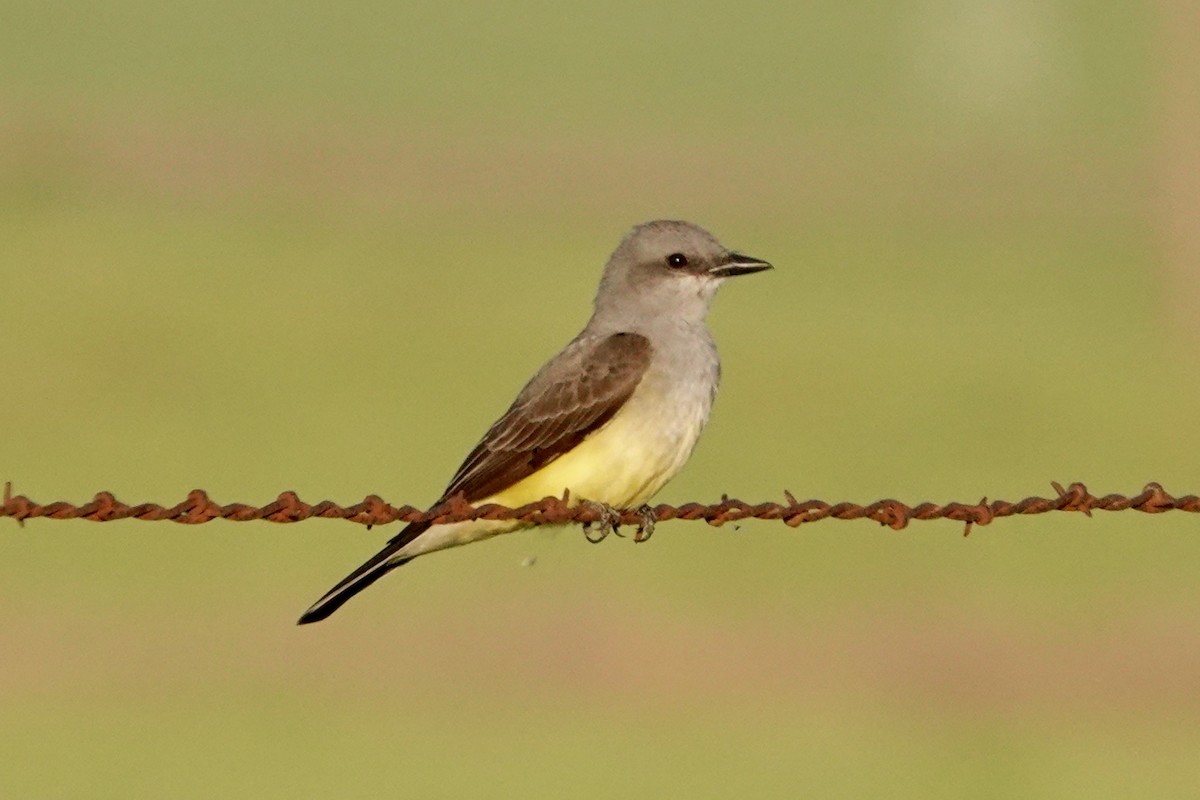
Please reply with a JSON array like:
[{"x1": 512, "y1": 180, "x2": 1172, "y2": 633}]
[
  {"x1": 518, "y1": 330, "x2": 653, "y2": 402},
  {"x1": 439, "y1": 331, "x2": 652, "y2": 503}
]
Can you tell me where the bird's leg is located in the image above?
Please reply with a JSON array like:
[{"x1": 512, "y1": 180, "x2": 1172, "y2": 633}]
[
  {"x1": 633, "y1": 504, "x2": 656, "y2": 543},
  {"x1": 581, "y1": 500, "x2": 622, "y2": 543}
]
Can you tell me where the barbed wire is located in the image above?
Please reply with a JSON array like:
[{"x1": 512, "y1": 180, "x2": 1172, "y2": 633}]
[{"x1": 2, "y1": 481, "x2": 1197, "y2": 537}]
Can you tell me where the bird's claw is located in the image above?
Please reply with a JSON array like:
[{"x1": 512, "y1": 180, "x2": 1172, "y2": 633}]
[
  {"x1": 633, "y1": 504, "x2": 656, "y2": 543},
  {"x1": 582, "y1": 501, "x2": 622, "y2": 543}
]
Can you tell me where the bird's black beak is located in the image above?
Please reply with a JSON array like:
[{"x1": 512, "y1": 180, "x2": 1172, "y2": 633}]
[{"x1": 708, "y1": 252, "x2": 773, "y2": 278}]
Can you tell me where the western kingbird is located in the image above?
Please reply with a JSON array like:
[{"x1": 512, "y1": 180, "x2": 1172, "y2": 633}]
[{"x1": 298, "y1": 220, "x2": 770, "y2": 624}]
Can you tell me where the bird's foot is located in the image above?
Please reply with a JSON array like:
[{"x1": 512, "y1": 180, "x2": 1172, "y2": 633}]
[
  {"x1": 581, "y1": 501, "x2": 622, "y2": 543},
  {"x1": 633, "y1": 504, "x2": 656, "y2": 543}
]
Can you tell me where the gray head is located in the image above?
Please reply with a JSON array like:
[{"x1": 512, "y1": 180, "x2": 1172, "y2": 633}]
[{"x1": 591, "y1": 220, "x2": 771, "y2": 326}]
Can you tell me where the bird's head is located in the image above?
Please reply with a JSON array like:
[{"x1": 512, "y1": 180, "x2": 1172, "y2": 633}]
[{"x1": 593, "y1": 220, "x2": 771, "y2": 326}]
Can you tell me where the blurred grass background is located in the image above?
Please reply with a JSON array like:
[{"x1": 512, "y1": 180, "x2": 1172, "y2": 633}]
[{"x1": 3, "y1": 1, "x2": 1199, "y2": 797}]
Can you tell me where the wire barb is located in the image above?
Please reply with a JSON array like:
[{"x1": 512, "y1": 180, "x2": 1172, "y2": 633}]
[{"x1": 2, "y1": 481, "x2": 1198, "y2": 531}]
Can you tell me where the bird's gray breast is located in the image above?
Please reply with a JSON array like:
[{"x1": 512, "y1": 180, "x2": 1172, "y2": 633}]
[{"x1": 621, "y1": 322, "x2": 720, "y2": 467}]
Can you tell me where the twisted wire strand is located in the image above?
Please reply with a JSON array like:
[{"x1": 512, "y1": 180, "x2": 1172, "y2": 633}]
[{"x1": 3, "y1": 481, "x2": 1197, "y2": 536}]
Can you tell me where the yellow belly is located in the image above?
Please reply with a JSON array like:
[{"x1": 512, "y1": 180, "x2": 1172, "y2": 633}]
[
  {"x1": 487, "y1": 392, "x2": 701, "y2": 510},
  {"x1": 398, "y1": 373, "x2": 712, "y2": 559}
]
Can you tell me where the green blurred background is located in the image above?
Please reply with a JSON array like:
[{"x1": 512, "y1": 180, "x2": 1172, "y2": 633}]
[{"x1": 3, "y1": 1, "x2": 1199, "y2": 797}]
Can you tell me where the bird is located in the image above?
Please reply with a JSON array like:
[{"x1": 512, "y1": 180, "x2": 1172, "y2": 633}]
[{"x1": 297, "y1": 220, "x2": 771, "y2": 624}]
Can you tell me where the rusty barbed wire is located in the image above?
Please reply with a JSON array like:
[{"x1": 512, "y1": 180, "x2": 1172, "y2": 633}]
[{"x1": 2, "y1": 481, "x2": 1197, "y2": 537}]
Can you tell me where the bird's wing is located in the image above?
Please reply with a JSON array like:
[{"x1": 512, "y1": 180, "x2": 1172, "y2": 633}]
[
  {"x1": 296, "y1": 331, "x2": 651, "y2": 625},
  {"x1": 440, "y1": 331, "x2": 653, "y2": 503}
]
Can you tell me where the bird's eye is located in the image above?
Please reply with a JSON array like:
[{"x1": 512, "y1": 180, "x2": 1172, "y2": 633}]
[{"x1": 666, "y1": 253, "x2": 688, "y2": 268}]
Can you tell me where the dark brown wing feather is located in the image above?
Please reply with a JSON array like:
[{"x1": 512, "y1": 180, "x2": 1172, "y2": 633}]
[
  {"x1": 296, "y1": 331, "x2": 651, "y2": 625},
  {"x1": 440, "y1": 331, "x2": 652, "y2": 503}
]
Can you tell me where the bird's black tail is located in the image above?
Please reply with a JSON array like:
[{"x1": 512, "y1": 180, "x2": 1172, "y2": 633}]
[{"x1": 296, "y1": 521, "x2": 430, "y2": 625}]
